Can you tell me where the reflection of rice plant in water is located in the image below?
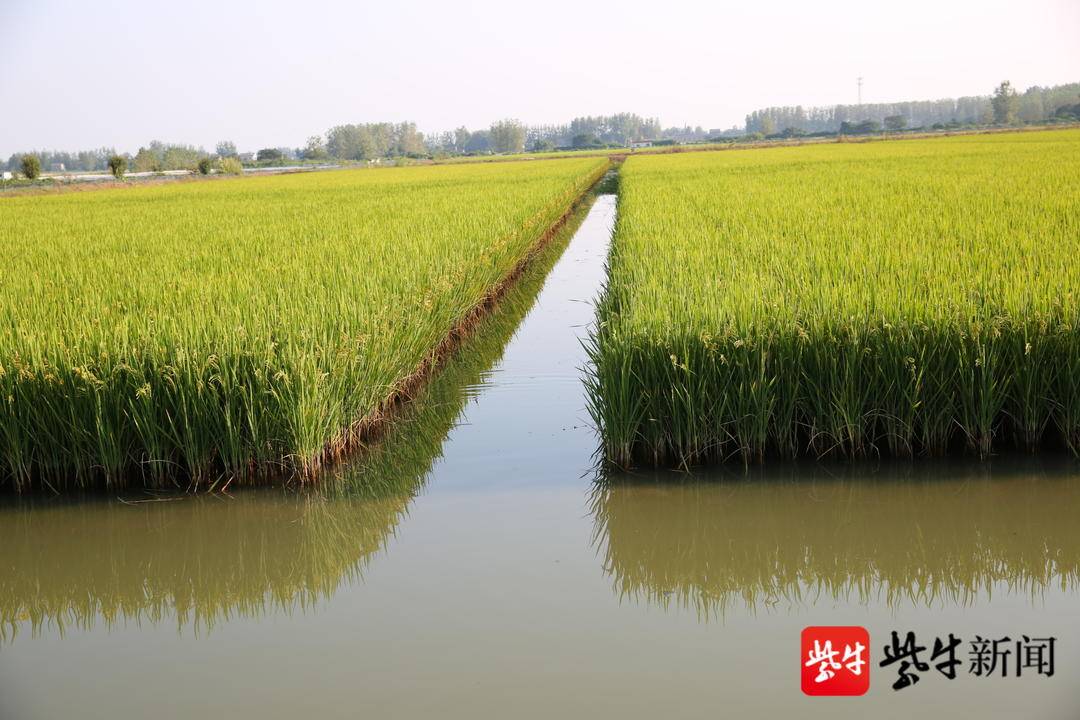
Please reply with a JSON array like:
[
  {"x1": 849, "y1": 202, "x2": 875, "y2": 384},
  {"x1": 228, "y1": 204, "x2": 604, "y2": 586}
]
[
  {"x1": 0, "y1": 493, "x2": 409, "y2": 642},
  {"x1": 586, "y1": 130, "x2": 1080, "y2": 467},
  {"x1": 0, "y1": 158, "x2": 607, "y2": 491},
  {"x1": 0, "y1": 199, "x2": 595, "y2": 644},
  {"x1": 590, "y1": 462, "x2": 1080, "y2": 619}
]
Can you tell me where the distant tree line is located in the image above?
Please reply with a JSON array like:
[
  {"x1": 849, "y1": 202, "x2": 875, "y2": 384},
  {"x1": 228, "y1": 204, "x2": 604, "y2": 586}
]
[
  {"x1": 535, "y1": 114, "x2": 663, "y2": 148},
  {"x1": 1054, "y1": 101, "x2": 1080, "y2": 121},
  {"x1": 317, "y1": 122, "x2": 426, "y2": 161},
  {"x1": 5, "y1": 139, "x2": 311, "y2": 178},
  {"x1": 5, "y1": 147, "x2": 117, "y2": 173},
  {"x1": 422, "y1": 120, "x2": 530, "y2": 155},
  {"x1": 130, "y1": 141, "x2": 207, "y2": 172},
  {"x1": 9, "y1": 81, "x2": 1078, "y2": 177},
  {"x1": 745, "y1": 81, "x2": 1080, "y2": 135},
  {"x1": 425, "y1": 114, "x2": 669, "y2": 155},
  {"x1": 661, "y1": 125, "x2": 713, "y2": 143},
  {"x1": 310, "y1": 113, "x2": 679, "y2": 159}
]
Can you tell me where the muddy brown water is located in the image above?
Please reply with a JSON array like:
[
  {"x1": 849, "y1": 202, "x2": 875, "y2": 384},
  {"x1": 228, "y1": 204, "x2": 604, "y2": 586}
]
[{"x1": 1, "y1": 194, "x2": 1078, "y2": 718}]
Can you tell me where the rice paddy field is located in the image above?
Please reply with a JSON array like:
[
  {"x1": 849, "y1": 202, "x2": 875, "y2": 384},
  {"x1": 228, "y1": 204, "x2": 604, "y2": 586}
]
[
  {"x1": 0, "y1": 157, "x2": 607, "y2": 491},
  {"x1": 588, "y1": 129, "x2": 1080, "y2": 466},
  {"x1": 0, "y1": 195, "x2": 591, "y2": 642}
]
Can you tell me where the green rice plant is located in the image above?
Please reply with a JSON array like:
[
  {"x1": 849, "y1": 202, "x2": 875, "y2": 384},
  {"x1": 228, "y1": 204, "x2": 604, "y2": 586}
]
[
  {"x1": 587, "y1": 129, "x2": 1080, "y2": 466},
  {"x1": 0, "y1": 158, "x2": 607, "y2": 491}
]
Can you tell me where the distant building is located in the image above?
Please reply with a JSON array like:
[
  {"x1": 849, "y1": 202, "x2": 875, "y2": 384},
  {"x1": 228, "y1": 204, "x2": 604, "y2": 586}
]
[
  {"x1": 50, "y1": 163, "x2": 66, "y2": 172},
  {"x1": 1, "y1": 171, "x2": 12, "y2": 181},
  {"x1": 629, "y1": 140, "x2": 653, "y2": 149}
]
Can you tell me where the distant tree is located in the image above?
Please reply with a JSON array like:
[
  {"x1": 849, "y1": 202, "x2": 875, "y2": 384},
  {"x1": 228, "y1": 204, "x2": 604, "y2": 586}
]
[
  {"x1": 840, "y1": 119, "x2": 881, "y2": 135},
  {"x1": 303, "y1": 135, "x2": 328, "y2": 160},
  {"x1": 107, "y1": 154, "x2": 127, "y2": 179},
  {"x1": 1053, "y1": 101, "x2": 1080, "y2": 121},
  {"x1": 326, "y1": 125, "x2": 364, "y2": 160},
  {"x1": 1018, "y1": 87, "x2": 1046, "y2": 123},
  {"x1": 133, "y1": 147, "x2": 160, "y2": 172},
  {"x1": 464, "y1": 130, "x2": 491, "y2": 153},
  {"x1": 161, "y1": 145, "x2": 201, "y2": 171},
  {"x1": 361, "y1": 124, "x2": 393, "y2": 158},
  {"x1": 197, "y1": 157, "x2": 213, "y2": 175},
  {"x1": 571, "y1": 133, "x2": 601, "y2": 149},
  {"x1": 453, "y1": 127, "x2": 471, "y2": 153},
  {"x1": 76, "y1": 150, "x2": 106, "y2": 172},
  {"x1": 20, "y1": 155, "x2": 41, "y2": 180},
  {"x1": 759, "y1": 115, "x2": 776, "y2": 136},
  {"x1": 327, "y1": 123, "x2": 400, "y2": 160},
  {"x1": 562, "y1": 113, "x2": 662, "y2": 146},
  {"x1": 884, "y1": 115, "x2": 907, "y2": 131},
  {"x1": 216, "y1": 140, "x2": 238, "y2": 158},
  {"x1": 424, "y1": 131, "x2": 454, "y2": 156},
  {"x1": 219, "y1": 157, "x2": 243, "y2": 175},
  {"x1": 489, "y1": 119, "x2": 526, "y2": 154},
  {"x1": 256, "y1": 148, "x2": 283, "y2": 162},
  {"x1": 394, "y1": 123, "x2": 426, "y2": 156},
  {"x1": 992, "y1": 81, "x2": 1019, "y2": 124},
  {"x1": 530, "y1": 139, "x2": 555, "y2": 152}
]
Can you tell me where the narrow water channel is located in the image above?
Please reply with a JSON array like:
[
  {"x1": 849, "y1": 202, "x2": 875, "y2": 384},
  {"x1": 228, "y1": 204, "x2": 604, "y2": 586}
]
[{"x1": 2, "y1": 193, "x2": 1078, "y2": 718}]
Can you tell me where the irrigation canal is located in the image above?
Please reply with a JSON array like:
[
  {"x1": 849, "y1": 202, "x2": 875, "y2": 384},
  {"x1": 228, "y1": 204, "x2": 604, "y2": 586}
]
[{"x1": 2, "y1": 193, "x2": 1079, "y2": 718}]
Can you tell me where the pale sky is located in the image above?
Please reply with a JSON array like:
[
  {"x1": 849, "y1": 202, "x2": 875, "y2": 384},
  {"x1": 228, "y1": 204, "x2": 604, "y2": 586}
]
[{"x1": 1, "y1": 0, "x2": 1078, "y2": 156}]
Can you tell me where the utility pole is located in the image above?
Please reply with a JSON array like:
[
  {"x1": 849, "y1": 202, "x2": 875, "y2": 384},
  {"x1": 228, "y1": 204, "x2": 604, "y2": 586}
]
[{"x1": 857, "y1": 76, "x2": 863, "y2": 105}]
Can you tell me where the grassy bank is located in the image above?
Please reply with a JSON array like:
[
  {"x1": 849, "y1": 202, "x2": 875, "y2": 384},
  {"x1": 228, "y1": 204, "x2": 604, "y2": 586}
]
[
  {"x1": 587, "y1": 128, "x2": 1080, "y2": 467},
  {"x1": 0, "y1": 158, "x2": 607, "y2": 491}
]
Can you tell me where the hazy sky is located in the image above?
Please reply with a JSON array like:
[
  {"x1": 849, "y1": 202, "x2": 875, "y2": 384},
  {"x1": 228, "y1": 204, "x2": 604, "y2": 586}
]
[{"x1": 2, "y1": 0, "x2": 1078, "y2": 155}]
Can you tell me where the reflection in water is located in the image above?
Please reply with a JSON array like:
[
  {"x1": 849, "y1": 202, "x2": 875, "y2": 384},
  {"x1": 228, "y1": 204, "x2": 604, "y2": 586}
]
[
  {"x1": 0, "y1": 493, "x2": 408, "y2": 641},
  {"x1": 0, "y1": 199, "x2": 591, "y2": 645},
  {"x1": 591, "y1": 461, "x2": 1080, "y2": 618}
]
